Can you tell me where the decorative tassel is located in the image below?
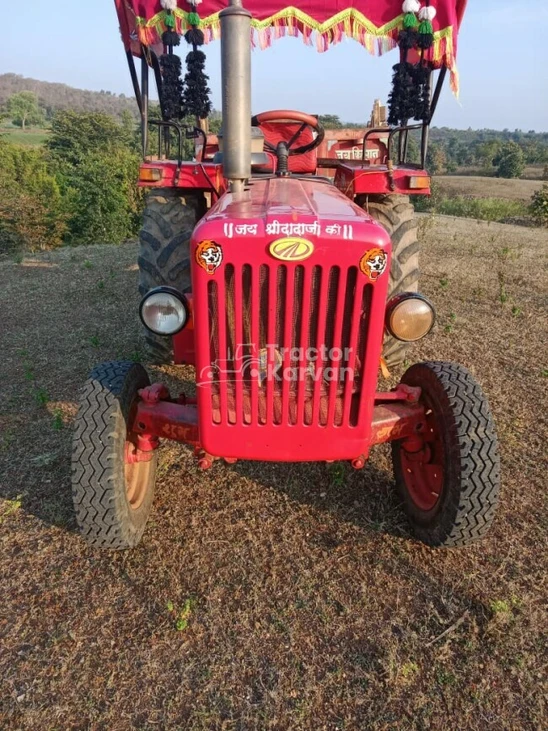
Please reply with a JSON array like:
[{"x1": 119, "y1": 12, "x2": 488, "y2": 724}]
[
  {"x1": 387, "y1": 61, "x2": 417, "y2": 126},
  {"x1": 388, "y1": 1, "x2": 421, "y2": 127},
  {"x1": 160, "y1": 53, "x2": 185, "y2": 120},
  {"x1": 159, "y1": 0, "x2": 184, "y2": 120},
  {"x1": 417, "y1": 4, "x2": 436, "y2": 49},
  {"x1": 181, "y1": 0, "x2": 212, "y2": 120},
  {"x1": 414, "y1": 63, "x2": 432, "y2": 121},
  {"x1": 182, "y1": 50, "x2": 212, "y2": 119},
  {"x1": 398, "y1": 29, "x2": 417, "y2": 50},
  {"x1": 185, "y1": 27, "x2": 204, "y2": 46},
  {"x1": 162, "y1": 30, "x2": 180, "y2": 46}
]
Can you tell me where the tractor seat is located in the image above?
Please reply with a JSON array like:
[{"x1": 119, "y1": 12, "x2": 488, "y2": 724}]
[{"x1": 255, "y1": 121, "x2": 318, "y2": 175}]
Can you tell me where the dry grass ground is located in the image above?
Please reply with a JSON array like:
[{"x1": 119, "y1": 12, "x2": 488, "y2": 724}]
[
  {"x1": 1, "y1": 217, "x2": 547, "y2": 730},
  {"x1": 435, "y1": 176, "x2": 542, "y2": 202}
]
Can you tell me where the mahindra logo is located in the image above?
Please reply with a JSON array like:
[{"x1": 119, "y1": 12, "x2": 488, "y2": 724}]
[{"x1": 269, "y1": 237, "x2": 314, "y2": 262}]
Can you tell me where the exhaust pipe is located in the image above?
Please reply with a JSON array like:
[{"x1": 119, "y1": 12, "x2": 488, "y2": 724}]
[{"x1": 220, "y1": 0, "x2": 252, "y2": 194}]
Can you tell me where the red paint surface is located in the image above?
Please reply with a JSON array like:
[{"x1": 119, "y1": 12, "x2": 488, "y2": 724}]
[
  {"x1": 138, "y1": 161, "x2": 226, "y2": 196},
  {"x1": 188, "y1": 177, "x2": 392, "y2": 461},
  {"x1": 334, "y1": 164, "x2": 431, "y2": 197},
  {"x1": 131, "y1": 387, "x2": 427, "y2": 457}
]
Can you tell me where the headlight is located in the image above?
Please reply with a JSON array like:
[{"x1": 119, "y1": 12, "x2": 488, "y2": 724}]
[
  {"x1": 139, "y1": 287, "x2": 189, "y2": 336},
  {"x1": 386, "y1": 293, "x2": 435, "y2": 342}
]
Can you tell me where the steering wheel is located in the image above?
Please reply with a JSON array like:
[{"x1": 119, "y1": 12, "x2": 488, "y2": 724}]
[{"x1": 251, "y1": 110, "x2": 325, "y2": 156}]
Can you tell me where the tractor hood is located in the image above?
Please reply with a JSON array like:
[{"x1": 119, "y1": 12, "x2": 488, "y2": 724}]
[
  {"x1": 116, "y1": 1, "x2": 467, "y2": 93},
  {"x1": 191, "y1": 176, "x2": 390, "y2": 252}
]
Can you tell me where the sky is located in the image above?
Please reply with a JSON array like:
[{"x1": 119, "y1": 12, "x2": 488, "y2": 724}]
[{"x1": 1, "y1": 0, "x2": 547, "y2": 131}]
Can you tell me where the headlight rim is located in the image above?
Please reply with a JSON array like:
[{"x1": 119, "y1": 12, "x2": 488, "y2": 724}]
[
  {"x1": 139, "y1": 286, "x2": 190, "y2": 336},
  {"x1": 385, "y1": 292, "x2": 436, "y2": 343}
]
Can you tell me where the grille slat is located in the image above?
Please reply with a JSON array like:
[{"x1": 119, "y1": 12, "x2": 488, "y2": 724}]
[
  {"x1": 250, "y1": 264, "x2": 260, "y2": 426},
  {"x1": 327, "y1": 266, "x2": 348, "y2": 427},
  {"x1": 342, "y1": 273, "x2": 365, "y2": 427},
  {"x1": 266, "y1": 265, "x2": 277, "y2": 425},
  {"x1": 281, "y1": 266, "x2": 295, "y2": 426},
  {"x1": 311, "y1": 268, "x2": 330, "y2": 427},
  {"x1": 296, "y1": 265, "x2": 313, "y2": 425},
  {"x1": 233, "y1": 265, "x2": 244, "y2": 425}
]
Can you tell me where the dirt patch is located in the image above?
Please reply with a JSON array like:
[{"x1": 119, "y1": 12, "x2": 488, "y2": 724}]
[
  {"x1": 436, "y1": 175, "x2": 542, "y2": 202},
  {"x1": 1, "y1": 219, "x2": 547, "y2": 729}
]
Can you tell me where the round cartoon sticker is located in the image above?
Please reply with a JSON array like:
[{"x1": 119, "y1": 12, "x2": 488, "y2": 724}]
[
  {"x1": 195, "y1": 240, "x2": 223, "y2": 275},
  {"x1": 359, "y1": 248, "x2": 388, "y2": 281}
]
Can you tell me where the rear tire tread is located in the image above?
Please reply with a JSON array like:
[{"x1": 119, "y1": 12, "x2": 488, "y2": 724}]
[
  {"x1": 356, "y1": 193, "x2": 420, "y2": 367},
  {"x1": 139, "y1": 190, "x2": 204, "y2": 363}
]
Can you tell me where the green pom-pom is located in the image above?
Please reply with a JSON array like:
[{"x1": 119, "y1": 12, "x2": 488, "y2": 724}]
[
  {"x1": 188, "y1": 12, "x2": 201, "y2": 27},
  {"x1": 164, "y1": 12, "x2": 176, "y2": 28},
  {"x1": 418, "y1": 20, "x2": 433, "y2": 35},
  {"x1": 403, "y1": 12, "x2": 419, "y2": 29}
]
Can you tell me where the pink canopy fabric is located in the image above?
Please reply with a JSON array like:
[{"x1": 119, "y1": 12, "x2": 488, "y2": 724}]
[{"x1": 116, "y1": 1, "x2": 467, "y2": 91}]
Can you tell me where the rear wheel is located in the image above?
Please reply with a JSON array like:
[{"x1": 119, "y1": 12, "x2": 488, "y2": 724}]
[
  {"x1": 72, "y1": 361, "x2": 158, "y2": 549},
  {"x1": 139, "y1": 189, "x2": 205, "y2": 363},
  {"x1": 392, "y1": 362, "x2": 501, "y2": 547},
  {"x1": 357, "y1": 194, "x2": 420, "y2": 367}
]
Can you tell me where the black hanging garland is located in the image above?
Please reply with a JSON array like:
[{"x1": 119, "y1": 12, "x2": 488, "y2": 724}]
[
  {"x1": 388, "y1": 1, "x2": 420, "y2": 126},
  {"x1": 182, "y1": 2, "x2": 212, "y2": 120},
  {"x1": 388, "y1": 1, "x2": 436, "y2": 127},
  {"x1": 159, "y1": 0, "x2": 184, "y2": 121}
]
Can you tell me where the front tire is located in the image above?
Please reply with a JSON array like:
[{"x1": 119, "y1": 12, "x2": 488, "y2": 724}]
[
  {"x1": 392, "y1": 362, "x2": 501, "y2": 548},
  {"x1": 72, "y1": 361, "x2": 157, "y2": 549},
  {"x1": 356, "y1": 194, "x2": 420, "y2": 367},
  {"x1": 139, "y1": 190, "x2": 205, "y2": 363}
]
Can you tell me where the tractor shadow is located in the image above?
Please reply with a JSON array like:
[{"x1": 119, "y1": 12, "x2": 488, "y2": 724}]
[{"x1": 228, "y1": 452, "x2": 410, "y2": 543}]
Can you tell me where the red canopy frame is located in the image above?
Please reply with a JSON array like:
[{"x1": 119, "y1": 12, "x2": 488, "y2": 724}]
[{"x1": 116, "y1": 1, "x2": 467, "y2": 93}]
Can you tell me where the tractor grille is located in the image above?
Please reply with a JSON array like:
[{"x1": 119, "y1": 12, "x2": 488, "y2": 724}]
[{"x1": 205, "y1": 263, "x2": 372, "y2": 428}]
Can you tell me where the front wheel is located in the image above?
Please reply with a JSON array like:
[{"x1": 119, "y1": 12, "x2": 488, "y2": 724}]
[
  {"x1": 72, "y1": 361, "x2": 157, "y2": 549},
  {"x1": 392, "y1": 362, "x2": 501, "y2": 547}
]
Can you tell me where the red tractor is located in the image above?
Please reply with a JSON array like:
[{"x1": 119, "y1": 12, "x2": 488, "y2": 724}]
[{"x1": 72, "y1": 0, "x2": 500, "y2": 550}]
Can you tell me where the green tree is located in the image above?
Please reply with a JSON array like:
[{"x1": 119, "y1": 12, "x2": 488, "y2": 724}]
[
  {"x1": 530, "y1": 184, "x2": 548, "y2": 227},
  {"x1": 318, "y1": 114, "x2": 343, "y2": 129},
  {"x1": 426, "y1": 141, "x2": 447, "y2": 175},
  {"x1": 47, "y1": 110, "x2": 142, "y2": 245},
  {"x1": 48, "y1": 110, "x2": 130, "y2": 166},
  {"x1": 0, "y1": 139, "x2": 66, "y2": 252},
  {"x1": 495, "y1": 142, "x2": 525, "y2": 179},
  {"x1": 6, "y1": 91, "x2": 45, "y2": 130},
  {"x1": 64, "y1": 148, "x2": 141, "y2": 245}
]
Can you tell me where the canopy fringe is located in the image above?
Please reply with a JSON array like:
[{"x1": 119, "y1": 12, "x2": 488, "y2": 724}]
[{"x1": 135, "y1": 8, "x2": 460, "y2": 95}]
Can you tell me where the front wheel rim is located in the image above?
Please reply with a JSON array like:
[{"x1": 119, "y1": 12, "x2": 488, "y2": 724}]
[
  {"x1": 124, "y1": 452, "x2": 154, "y2": 510},
  {"x1": 400, "y1": 406, "x2": 444, "y2": 512}
]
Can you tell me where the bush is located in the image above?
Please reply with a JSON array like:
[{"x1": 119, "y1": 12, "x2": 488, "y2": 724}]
[
  {"x1": 411, "y1": 181, "x2": 529, "y2": 223},
  {"x1": 63, "y1": 148, "x2": 141, "y2": 245},
  {"x1": 0, "y1": 111, "x2": 143, "y2": 253},
  {"x1": 435, "y1": 196, "x2": 527, "y2": 222},
  {"x1": 495, "y1": 142, "x2": 525, "y2": 179},
  {"x1": 0, "y1": 139, "x2": 66, "y2": 253},
  {"x1": 529, "y1": 184, "x2": 548, "y2": 227},
  {"x1": 48, "y1": 111, "x2": 142, "y2": 245},
  {"x1": 411, "y1": 180, "x2": 442, "y2": 213}
]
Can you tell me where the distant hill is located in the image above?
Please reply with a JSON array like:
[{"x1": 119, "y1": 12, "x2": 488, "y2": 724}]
[{"x1": 0, "y1": 73, "x2": 139, "y2": 122}]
